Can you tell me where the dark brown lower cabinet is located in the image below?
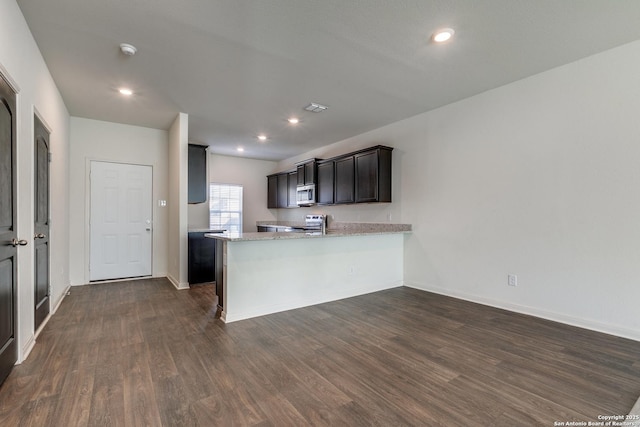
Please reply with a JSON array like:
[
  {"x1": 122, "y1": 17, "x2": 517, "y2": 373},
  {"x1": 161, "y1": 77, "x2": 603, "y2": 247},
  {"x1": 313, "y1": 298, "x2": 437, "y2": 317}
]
[
  {"x1": 215, "y1": 239, "x2": 224, "y2": 310},
  {"x1": 188, "y1": 232, "x2": 215, "y2": 285}
]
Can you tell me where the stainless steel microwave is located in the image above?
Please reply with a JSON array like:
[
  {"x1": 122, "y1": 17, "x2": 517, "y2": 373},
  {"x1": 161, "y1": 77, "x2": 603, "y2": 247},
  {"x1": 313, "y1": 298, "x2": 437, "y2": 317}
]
[{"x1": 296, "y1": 184, "x2": 316, "y2": 206}]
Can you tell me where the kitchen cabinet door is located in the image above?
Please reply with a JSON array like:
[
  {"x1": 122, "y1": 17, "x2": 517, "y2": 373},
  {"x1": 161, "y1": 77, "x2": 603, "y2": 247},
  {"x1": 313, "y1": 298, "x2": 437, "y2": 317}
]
[
  {"x1": 304, "y1": 161, "x2": 316, "y2": 185},
  {"x1": 277, "y1": 173, "x2": 288, "y2": 208},
  {"x1": 188, "y1": 232, "x2": 215, "y2": 285},
  {"x1": 355, "y1": 147, "x2": 392, "y2": 203},
  {"x1": 355, "y1": 150, "x2": 378, "y2": 202},
  {"x1": 287, "y1": 171, "x2": 298, "y2": 208},
  {"x1": 316, "y1": 161, "x2": 334, "y2": 205},
  {"x1": 296, "y1": 160, "x2": 316, "y2": 186},
  {"x1": 334, "y1": 155, "x2": 354, "y2": 204},
  {"x1": 214, "y1": 239, "x2": 224, "y2": 310},
  {"x1": 188, "y1": 144, "x2": 207, "y2": 204},
  {"x1": 268, "y1": 171, "x2": 299, "y2": 208},
  {"x1": 267, "y1": 175, "x2": 278, "y2": 208}
]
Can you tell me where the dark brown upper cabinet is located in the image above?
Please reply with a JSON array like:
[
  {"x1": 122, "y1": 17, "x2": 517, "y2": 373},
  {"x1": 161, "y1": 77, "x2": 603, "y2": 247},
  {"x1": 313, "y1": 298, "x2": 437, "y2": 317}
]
[
  {"x1": 296, "y1": 159, "x2": 317, "y2": 186},
  {"x1": 267, "y1": 171, "x2": 299, "y2": 208},
  {"x1": 316, "y1": 160, "x2": 334, "y2": 205},
  {"x1": 267, "y1": 174, "x2": 278, "y2": 208},
  {"x1": 287, "y1": 171, "x2": 298, "y2": 208},
  {"x1": 354, "y1": 146, "x2": 392, "y2": 203},
  {"x1": 334, "y1": 155, "x2": 355, "y2": 204},
  {"x1": 188, "y1": 144, "x2": 208, "y2": 204},
  {"x1": 267, "y1": 146, "x2": 392, "y2": 208},
  {"x1": 277, "y1": 173, "x2": 288, "y2": 208}
]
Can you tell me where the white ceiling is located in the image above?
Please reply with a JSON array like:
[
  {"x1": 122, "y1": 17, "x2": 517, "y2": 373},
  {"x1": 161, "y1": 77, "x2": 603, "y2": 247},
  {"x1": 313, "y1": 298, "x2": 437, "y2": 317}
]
[{"x1": 17, "y1": 0, "x2": 640, "y2": 161}]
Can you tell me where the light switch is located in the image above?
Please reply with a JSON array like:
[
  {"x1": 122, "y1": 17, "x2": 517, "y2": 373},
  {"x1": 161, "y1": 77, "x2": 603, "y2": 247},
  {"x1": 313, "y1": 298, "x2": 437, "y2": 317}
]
[{"x1": 158, "y1": 200, "x2": 167, "y2": 207}]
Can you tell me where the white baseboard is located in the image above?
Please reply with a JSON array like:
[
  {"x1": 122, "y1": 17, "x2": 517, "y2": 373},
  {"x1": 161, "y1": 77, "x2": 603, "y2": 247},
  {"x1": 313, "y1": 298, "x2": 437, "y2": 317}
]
[
  {"x1": 167, "y1": 274, "x2": 189, "y2": 290},
  {"x1": 19, "y1": 335, "x2": 36, "y2": 364},
  {"x1": 20, "y1": 284, "x2": 71, "y2": 363},
  {"x1": 404, "y1": 282, "x2": 640, "y2": 343},
  {"x1": 52, "y1": 285, "x2": 71, "y2": 314},
  {"x1": 35, "y1": 284, "x2": 69, "y2": 338}
]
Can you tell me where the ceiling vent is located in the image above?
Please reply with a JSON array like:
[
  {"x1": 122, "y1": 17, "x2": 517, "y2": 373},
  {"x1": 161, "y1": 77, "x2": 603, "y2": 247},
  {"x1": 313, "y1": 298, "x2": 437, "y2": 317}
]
[{"x1": 304, "y1": 103, "x2": 328, "y2": 113}]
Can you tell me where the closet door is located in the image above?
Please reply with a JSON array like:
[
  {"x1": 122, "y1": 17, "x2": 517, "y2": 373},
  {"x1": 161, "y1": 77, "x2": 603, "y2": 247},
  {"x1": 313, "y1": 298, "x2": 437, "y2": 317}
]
[
  {"x1": 0, "y1": 74, "x2": 18, "y2": 386},
  {"x1": 34, "y1": 116, "x2": 50, "y2": 331}
]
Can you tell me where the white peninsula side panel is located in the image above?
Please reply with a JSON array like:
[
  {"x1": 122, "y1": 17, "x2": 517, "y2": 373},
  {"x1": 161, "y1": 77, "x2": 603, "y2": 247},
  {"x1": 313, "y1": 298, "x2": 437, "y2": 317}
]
[{"x1": 222, "y1": 233, "x2": 404, "y2": 322}]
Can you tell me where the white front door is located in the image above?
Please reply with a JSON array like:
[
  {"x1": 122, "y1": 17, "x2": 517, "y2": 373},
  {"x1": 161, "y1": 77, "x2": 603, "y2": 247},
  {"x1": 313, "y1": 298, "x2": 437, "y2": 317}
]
[{"x1": 90, "y1": 161, "x2": 152, "y2": 281}]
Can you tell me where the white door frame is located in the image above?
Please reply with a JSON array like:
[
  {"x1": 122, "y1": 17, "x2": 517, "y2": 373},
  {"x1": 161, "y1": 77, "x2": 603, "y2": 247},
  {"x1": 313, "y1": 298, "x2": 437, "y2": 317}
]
[{"x1": 85, "y1": 159, "x2": 154, "y2": 283}]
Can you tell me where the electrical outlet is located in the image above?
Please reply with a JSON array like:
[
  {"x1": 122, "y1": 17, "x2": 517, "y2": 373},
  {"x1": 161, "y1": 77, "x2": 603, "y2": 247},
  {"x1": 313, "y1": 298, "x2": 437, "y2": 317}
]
[{"x1": 508, "y1": 274, "x2": 518, "y2": 287}]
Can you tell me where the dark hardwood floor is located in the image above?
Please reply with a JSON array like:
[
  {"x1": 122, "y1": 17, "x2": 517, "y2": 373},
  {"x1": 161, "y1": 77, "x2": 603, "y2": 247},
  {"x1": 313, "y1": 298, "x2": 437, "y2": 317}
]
[{"x1": 1, "y1": 278, "x2": 639, "y2": 426}]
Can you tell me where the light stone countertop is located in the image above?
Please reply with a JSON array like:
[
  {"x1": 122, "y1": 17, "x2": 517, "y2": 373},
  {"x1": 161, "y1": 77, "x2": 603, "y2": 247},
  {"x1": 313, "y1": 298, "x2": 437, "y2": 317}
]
[{"x1": 205, "y1": 222, "x2": 411, "y2": 242}]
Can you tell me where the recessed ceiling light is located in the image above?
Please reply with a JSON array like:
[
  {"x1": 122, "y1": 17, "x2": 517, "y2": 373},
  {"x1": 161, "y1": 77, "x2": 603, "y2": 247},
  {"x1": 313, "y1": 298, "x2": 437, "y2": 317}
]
[
  {"x1": 237, "y1": 147, "x2": 245, "y2": 152},
  {"x1": 432, "y1": 28, "x2": 455, "y2": 43},
  {"x1": 304, "y1": 103, "x2": 328, "y2": 113},
  {"x1": 257, "y1": 134, "x2": 267, "y2": 141},
  {"x1": 118, "y1": 88, "x2": 133, "y2": 96},
  {"x1": 288, "y1": 117, "x2": 300, "y2": 124}
]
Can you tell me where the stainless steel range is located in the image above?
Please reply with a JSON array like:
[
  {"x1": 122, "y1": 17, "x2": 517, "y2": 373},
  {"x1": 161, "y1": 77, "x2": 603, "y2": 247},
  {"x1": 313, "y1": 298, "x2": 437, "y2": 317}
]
[{"x1": 303, "y1": 214, "x2": 326, "y2": 235}]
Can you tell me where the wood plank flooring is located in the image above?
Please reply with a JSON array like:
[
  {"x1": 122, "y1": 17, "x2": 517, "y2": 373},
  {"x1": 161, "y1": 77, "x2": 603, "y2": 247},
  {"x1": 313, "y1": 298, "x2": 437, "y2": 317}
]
[{"x1": 1, "y1": 278, "x2": 639, "y2": 426}]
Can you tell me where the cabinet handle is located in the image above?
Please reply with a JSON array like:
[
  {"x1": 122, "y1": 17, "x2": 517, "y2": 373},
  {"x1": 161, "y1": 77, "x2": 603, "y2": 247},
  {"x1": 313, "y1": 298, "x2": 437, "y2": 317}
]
[{"x1": 35, "y1": 233, "x2": 46, "y2": 239}]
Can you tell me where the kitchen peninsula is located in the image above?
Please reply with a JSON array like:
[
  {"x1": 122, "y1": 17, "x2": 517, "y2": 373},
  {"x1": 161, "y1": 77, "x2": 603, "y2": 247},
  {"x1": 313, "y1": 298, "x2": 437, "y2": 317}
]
[{"x1": 206, "y1": 222, "x2": 411, "y2": 323}]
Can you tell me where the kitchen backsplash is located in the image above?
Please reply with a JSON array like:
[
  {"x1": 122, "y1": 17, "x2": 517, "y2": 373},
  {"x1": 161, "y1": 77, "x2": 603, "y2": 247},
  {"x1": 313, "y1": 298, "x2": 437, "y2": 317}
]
[{"x1": 275, "y1": 202, "x2": 399, "y2": 225}]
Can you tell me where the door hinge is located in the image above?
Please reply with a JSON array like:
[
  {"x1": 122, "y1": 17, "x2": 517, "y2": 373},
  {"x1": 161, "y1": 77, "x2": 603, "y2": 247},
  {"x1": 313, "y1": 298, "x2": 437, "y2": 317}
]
[{"x1": 48, "y1": 152, "x2": 52, "y2": 163}]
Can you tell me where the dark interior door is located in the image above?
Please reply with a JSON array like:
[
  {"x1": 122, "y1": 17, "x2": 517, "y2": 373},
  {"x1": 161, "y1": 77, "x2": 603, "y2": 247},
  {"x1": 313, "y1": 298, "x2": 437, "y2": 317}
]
[
  {"x1": 0, "y1": 74, "x2": 17, "y2": 386},
  {"x1": 34, "y1": 116, "x2": 50, "y2": 331}
]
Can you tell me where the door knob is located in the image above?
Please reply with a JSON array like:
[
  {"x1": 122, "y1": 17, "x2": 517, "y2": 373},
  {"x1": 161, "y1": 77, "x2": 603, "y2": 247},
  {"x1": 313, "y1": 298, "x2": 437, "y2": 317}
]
[
  {"x1": 10, "y1": 238, "x2": 28, "y2": 247},
  {"x1": 34, "y1": 233, "x2": 46, "y2": 239}
]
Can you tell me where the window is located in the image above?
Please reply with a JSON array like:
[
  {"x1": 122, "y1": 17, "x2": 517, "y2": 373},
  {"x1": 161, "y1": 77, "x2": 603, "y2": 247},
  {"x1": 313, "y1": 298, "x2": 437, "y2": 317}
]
[{"x1": 209, "y1": 183, "x2": 243, "y2": 233}]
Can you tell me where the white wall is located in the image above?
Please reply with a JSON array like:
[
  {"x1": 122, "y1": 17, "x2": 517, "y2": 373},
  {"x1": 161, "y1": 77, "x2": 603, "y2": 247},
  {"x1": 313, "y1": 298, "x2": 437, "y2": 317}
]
[
  {"x1": 167, "y1": 113, "x2": 189, "y2": 289},
  {"x1": 276, "y1": 40, "x2": 640, "y2": 341},
  {"x1": 188, "y1": 154, "x2": 278, "y2": 232},
  {"x1": 69, "y1": 117, "x2": 168, "y2": 285},
  {"x1": 1, "y1": 0, "x2": 71, "y2": 361}
]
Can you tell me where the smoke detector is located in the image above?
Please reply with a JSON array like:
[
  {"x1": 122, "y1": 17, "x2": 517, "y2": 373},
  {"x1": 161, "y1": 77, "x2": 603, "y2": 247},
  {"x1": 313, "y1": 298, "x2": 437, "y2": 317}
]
[{"x1": 119, "y1": 43, "x2": 137, "y2": 56}]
